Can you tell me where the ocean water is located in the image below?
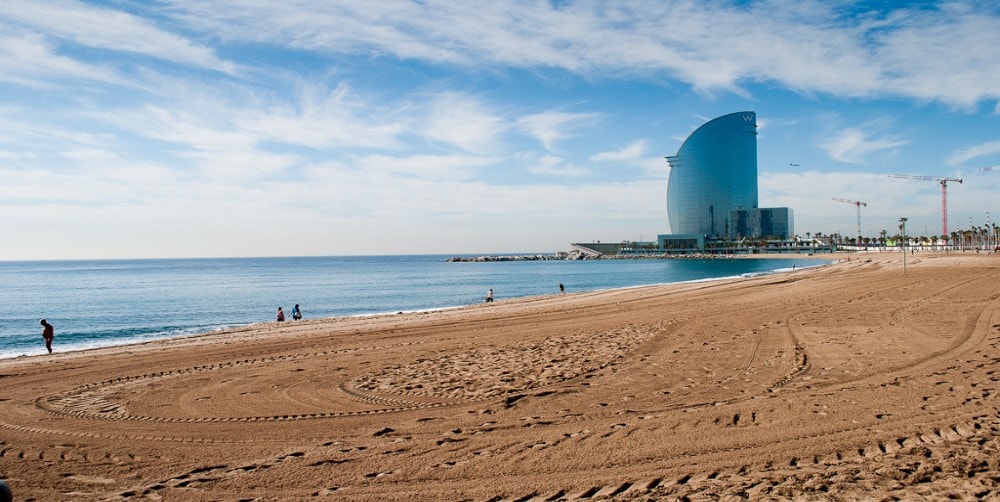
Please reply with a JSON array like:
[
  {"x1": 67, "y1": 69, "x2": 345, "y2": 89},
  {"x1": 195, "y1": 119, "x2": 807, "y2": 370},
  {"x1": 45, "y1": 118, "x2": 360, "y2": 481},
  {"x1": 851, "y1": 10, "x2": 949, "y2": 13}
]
[{"x1": 0, "y1": 255, "x2": 828, "y2": 359}]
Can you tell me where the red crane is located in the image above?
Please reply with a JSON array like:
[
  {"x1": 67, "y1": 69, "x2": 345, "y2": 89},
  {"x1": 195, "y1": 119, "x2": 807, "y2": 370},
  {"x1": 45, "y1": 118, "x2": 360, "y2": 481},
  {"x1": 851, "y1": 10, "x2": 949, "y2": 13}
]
[
  {"x1": 887, "y1": 174, "x2": 963, "y2": 238},
  {"x1": 832, "y1": 198, "x2": 866, "y2": 246}
]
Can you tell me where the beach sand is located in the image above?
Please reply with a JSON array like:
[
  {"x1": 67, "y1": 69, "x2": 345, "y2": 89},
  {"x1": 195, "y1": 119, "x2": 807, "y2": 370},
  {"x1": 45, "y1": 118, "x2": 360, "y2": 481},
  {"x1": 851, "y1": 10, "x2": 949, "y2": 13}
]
[{"x1": 1, "y1": 252, "x2": 998, "y2": 501}]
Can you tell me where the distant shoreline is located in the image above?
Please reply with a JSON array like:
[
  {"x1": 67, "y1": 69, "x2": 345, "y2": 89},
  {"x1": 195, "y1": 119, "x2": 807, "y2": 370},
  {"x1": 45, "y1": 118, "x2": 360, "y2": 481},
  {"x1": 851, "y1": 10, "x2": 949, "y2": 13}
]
[{"x1": 447, "y1": 252, "x2": 826, "y2": 262}]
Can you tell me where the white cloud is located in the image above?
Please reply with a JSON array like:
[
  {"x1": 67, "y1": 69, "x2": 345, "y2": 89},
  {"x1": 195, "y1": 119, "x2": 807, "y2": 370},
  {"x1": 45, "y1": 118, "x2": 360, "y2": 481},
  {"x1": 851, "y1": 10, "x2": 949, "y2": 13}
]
[
  {"x1": 130, "y1": 105, "x2": 257, "y2": 152},
  {"x1": 946, "y1": 139, "x2": 1000, "y2": 167},
  {"x1": 591, "y1": 139, "x2": 648, "y2": 163},
  {"x1": 6, "y1": 1, "x2": 997, "y2": 111},
  {"x1": 152, "y1": 1, "x2": 1000, "y2": 106},
  {"x1": 524, "y1": 154, "x2": 587, "y2": 177},
  {"x1": 516, "y1": 111, "x2": 600, "y2": 151},
  {"x1": 819, "y1": 126, "x2": 908, "y2": 165},
  {"x1": 238, "y1": 82, "x2": 406, "y2": 151},
  {"x1": 0, "y1": 31, "x2": 128, "y2": 87},
  {"x1": 589, "y1": 139, "x2": 668, "y2": 179},
  {"x1": 350, "y1": 153, "x2": 499, "y2": 182},
  {"x1": 418, "y1": 93, "x2": 507, "y2": 154},
  {"x1": 639, "y1": 157, "x2": 671, "y2": 179},
  {"x1": 874, "y1": 3, "x2": 1000, "y2": 108},
  {"x1": 182, "y1": 149, "x2": 301, "y2": 182},
  {"x1": 2, "y1": 0, "x2": 999, "y2": 260},
  {"x1": 0, "y1": 0, "x2": 237, "y2": 74}
]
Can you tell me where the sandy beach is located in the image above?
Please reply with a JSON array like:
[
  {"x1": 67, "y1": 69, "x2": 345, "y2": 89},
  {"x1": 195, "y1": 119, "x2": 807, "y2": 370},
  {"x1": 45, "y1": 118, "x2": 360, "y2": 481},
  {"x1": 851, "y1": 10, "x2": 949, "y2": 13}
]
[{"x1": 1, "y1": 252, "x2": 998, "y2": 501}]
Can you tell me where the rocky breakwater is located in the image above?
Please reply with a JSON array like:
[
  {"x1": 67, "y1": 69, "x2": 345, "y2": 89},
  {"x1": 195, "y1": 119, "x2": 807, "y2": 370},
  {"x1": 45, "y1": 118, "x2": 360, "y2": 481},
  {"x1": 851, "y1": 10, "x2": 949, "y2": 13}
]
[
  {"x1": 610, "y1": 253, "x2": 737, "y2": 260},
  {"x1": 448, "y1": 252, "x2": 738, "y2": 262},
  {"x1": 447, "y1": 252, "x2": 589, "y2": 262}
]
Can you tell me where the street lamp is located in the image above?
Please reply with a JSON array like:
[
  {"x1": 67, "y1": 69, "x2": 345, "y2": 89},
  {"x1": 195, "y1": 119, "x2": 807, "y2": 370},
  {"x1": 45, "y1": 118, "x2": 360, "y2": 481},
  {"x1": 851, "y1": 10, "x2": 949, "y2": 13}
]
[{"x1": 899, "y1": 217, "x2": 908, "y2": 274}]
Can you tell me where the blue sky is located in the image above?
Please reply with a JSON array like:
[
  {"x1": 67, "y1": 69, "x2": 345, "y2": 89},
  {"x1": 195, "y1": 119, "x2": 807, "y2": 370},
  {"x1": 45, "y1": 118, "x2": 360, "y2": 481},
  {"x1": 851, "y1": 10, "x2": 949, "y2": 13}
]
[{"x1": 1, "y1": 0, "x2": 998, "y2": 260}]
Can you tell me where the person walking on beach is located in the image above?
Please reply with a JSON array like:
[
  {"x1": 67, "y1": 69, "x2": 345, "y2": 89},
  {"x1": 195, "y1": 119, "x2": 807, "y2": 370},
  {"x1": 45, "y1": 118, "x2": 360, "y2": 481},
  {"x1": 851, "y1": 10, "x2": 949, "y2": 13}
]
[
  {"x1": 559, "y1": 283, "x2": 565, "y2": 294},
  {"x1": 276, "y1": 307, "x2": 285, "y2": 322},
  {"x1": 292, "y1": 304, "x2": 302, "y2": 320},
  {"x1": 485, "y1": 289, "x2": 493, "y2": 303},
  {"x1": 40, "y1": 319, "x2": 54, "y2": 354}
]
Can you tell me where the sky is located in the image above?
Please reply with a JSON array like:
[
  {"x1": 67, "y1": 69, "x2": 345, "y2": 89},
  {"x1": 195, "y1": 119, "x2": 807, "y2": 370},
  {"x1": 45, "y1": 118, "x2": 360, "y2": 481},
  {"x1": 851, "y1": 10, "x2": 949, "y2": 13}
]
[{"x1": 1, "y1": 0, "x2": 999, "y2": 260}]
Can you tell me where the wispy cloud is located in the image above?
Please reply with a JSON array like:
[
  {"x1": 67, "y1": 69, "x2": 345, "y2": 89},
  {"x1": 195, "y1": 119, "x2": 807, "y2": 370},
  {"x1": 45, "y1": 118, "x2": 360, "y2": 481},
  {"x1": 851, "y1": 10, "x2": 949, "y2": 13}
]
[
  {"x1": 0, "y1": 0, "x2": 237, "y2": 74},
  {"x1": 523, "y1": 154, "x2": 587, "y2": 177},
  {"x1": 516, "y1": 111, "x2": 600, "y2": 151},
  {"x1": 0, "y1": 31, "x2": 128, "y2": 87},
  {"x1": 419, "y1": 93, "x2": 507, "y2": 154},
  {"x1": 946, "y1": 139, "x2": 1000, "y2": 167},
  {"x1": 239, "y1": 82, "x2": 406, "y2": 151},
  {"x1": 351, "y1": 153, "x2": 499, "y2": 182},
  {"x1": 819, "y1": 126, "x2": 909, "y2": 165},
  {"x1": 150, "y1": 1, "x2": 1000, "y2": 106},
  {"x1": 591, "y1": 140, "x2": 648, "y2": 163},
  {"x1": 874, "y1": 2, "x2": 1000, "y2": 108},
  {"x1": 1, "y1": 0, "x2": 998, "y2": 259}
]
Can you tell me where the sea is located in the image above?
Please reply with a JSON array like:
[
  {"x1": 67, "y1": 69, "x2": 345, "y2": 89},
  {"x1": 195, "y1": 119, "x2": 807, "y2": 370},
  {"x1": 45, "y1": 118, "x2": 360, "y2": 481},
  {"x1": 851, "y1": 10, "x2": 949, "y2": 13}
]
[{"x1": 0, "y1": 254, "x2": 829, "y2": 359}]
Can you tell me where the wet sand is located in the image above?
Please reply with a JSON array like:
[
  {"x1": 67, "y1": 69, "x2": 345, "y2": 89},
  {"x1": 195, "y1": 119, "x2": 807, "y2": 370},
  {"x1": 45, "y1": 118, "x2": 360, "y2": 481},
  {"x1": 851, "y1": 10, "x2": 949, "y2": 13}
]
[{"x1": 1, "y1": 252, "x2": 998, "y2": 501}]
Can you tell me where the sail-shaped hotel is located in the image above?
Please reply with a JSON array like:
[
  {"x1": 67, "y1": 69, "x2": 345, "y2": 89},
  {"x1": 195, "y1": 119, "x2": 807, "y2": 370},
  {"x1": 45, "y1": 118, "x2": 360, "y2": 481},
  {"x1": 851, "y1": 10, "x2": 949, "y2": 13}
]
[
  {"x1": 572, "y1": 111, "x2": 795, "y2": 255},
  {"x1": 660, "y1": 111, "x2": 792, "y2": 249}
]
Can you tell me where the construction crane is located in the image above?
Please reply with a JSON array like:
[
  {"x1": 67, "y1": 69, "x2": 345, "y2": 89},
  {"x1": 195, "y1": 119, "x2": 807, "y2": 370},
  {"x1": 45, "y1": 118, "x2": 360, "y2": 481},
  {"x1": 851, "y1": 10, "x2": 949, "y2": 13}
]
[
  {"x1": 887, "y1": 174, "x2": 963, "y2": 238},
  {"x1": 833, "y1": 198, "x2": 867, "y2": 246}
]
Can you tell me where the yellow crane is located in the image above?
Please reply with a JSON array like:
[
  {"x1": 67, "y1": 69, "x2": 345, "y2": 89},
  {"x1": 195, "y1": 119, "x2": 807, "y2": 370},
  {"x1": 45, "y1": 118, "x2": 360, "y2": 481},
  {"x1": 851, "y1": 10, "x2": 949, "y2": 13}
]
[
  {"x1": 833, "y1": 198, "x2": 867, "y2": 246},
  {"x1": 887, "y1": 174, "x2": 962, "y2": 238}
]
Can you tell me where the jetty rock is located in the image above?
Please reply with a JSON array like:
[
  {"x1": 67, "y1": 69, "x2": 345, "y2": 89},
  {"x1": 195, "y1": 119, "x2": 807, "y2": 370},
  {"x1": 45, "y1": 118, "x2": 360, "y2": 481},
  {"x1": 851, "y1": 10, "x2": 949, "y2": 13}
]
[
  {"x1": 447, "y1": 252, "x2": 739, "y2": 262},
  {"x1": 447, "y1": 251, "x2": 594, "y2": 262}
]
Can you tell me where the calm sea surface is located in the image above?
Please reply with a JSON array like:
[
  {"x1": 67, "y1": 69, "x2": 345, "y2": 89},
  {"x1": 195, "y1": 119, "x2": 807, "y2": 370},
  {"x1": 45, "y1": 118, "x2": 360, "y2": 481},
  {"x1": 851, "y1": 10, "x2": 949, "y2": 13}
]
[{"x1": 0, "y1": 255, "x2": 828, "y2": 359}]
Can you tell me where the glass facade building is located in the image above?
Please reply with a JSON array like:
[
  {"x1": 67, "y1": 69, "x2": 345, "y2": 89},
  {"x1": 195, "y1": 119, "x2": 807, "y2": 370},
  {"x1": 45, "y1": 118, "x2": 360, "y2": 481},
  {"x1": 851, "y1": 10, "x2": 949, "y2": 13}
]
[
  {"x1": 729, "y1": 207, "x2": 794, "y2": 240},
  {"x1": 665, "y1": 111, "x2": 758, "y2": 237}
]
